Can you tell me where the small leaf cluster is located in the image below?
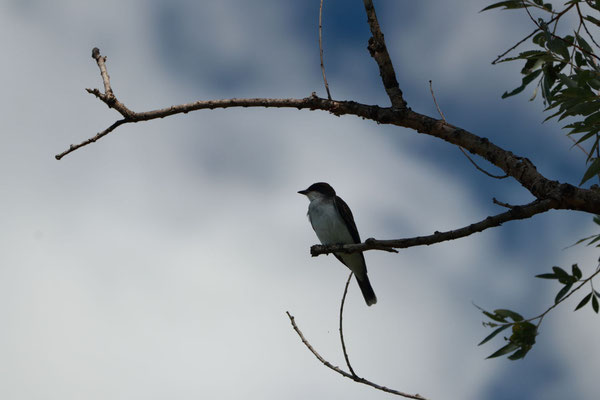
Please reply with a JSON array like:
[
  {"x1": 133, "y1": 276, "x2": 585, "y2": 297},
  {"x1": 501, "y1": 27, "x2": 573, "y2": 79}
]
[
  {"x1": 478, "y1": 308, "x2": 537, "y2": 360},
  {"x1": 536, "y1": 264, "x2": 582, "y2": 303},
  {"x1": 536, "y1": 263, "x2": 600, "y2": 312},
  {"x1": 484, "y1": 0, "x2": 600, "y2": 185}
]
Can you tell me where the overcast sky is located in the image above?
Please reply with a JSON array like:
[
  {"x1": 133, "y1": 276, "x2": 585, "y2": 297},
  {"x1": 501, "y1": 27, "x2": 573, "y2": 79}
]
[{"x1": 1, "y1": 1, "x2": 599, "y2": 399}]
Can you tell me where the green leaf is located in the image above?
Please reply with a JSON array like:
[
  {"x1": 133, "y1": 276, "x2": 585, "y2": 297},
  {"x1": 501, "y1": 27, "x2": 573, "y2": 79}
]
[
  {"x1": 593, "y1": 294, "x2": 599, "y2": 313},
  {"x1": 507, "y1": 346, "x2": 532, "y2": 360},
  {"x1": 580, "y1": 158, "x2": 600, "y2": 186},
  {"x1": 487, "y1": 342, "x2": 520, "y2": 359},
  {"x1": 535, "y1": 273, "x2": 557, "y2": 279},
  {"x1": 575, "y1": 32, "x2": 593, "y2": 54},
  {"x1": 494, "y1": 309, "x2": 524, "y2": 322},
  {"x1": 552, "y1": 266, "x2": 570, "y2": 280},
  {"x1": 558, "y1": 73, "x2": 578, "y2": 89},
  {"x1": 481, "y1": 1, "x2": 528, "y2": 11},
  {"x1": 547, "y1": 38, "x2": 571, "y2": 61},
  {"x1": 572, "y1": 264, "x2": 582, "y2": 280},
  {"x1": 575, "y1": 293, "x2": 592, "y2": 311},
  {"x1": 555, "y1": 282, "x2": 573, "y2": 304},
  {"x1": 478, "y1": 324, "x2": 511, "y2": 346},
  {"x1": 502, "y1": 70, "x2": 543, "y2": 98},
  {"x1": 483, "y1": 310, "x2": 507, "y2": 323},
  {"x1": 584, "y1": 15, "x2": 600, "y2": 28}
]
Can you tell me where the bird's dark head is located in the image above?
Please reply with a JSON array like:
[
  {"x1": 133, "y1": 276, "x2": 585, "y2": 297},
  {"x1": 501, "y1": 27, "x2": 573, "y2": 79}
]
[{"x1": 298, "y1": 182, "x2": 336, "y2": 198}]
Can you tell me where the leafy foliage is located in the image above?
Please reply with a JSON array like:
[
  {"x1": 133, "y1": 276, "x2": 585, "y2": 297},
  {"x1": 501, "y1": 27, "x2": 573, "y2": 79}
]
[
  {"x1": 484, "y1": 0, "x2": 600, "y2": 185},
  {"x1": 477, "y1": 307, "x2": 537, "y2": 360},
  {"x1": 477, "y1": 260, "x2": 600, "y2": 360}
]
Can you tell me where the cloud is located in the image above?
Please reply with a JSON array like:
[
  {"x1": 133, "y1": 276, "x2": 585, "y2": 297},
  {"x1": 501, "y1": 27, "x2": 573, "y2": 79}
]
[{"x1": 1, "y1": 1, "x2": 598, "y2": 399}]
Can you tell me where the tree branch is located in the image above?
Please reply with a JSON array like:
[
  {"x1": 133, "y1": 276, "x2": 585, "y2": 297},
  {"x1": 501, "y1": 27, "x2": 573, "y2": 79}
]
[
  {"x1": 57, "y1": 49, "x2": 600, "y2": 217},
  {"x1": 286, "y1": 311, "x2": 428, "y2": 399},
  {"x1": 362, "y1": 0, "x2": 406, "y2": 109},
  {"x1": 311, "y1": 198, "x2": 557, "y2": 256}
]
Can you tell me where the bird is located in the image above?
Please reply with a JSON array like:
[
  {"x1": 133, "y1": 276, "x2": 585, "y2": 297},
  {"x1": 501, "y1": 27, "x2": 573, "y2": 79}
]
[{"x1": 298, "y1": 182, "x2": 377, "y2": 306}]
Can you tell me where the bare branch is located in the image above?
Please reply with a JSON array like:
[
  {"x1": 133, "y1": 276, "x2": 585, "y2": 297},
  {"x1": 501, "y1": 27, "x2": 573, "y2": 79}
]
[
  {"x1": 493, "y1": 197, "x2": 519, "y2": 209},
  {"x1": 286, "y1": 311, "x2": 428, "y2": 399},
  {"x1": 339, "y1": 273, "x2": 356, "y2": 377},
  {"x1": 319, "y1": 0, "x2": 332, "y2": 100},
  {"x1": 311, "y1": 199, "x2": 557, "y2": 256},
  {"x1": 56, "y1": 119, "x2": 128, "y2": 160},
  {"x1": 91, "y1": 47, "x2": 113, "y2": 98},
  {"x1": 362, "y1": 0, "x2": 406, "y2": 109},
  {"x1": 59, "y1": 49, "x2": 600, "y2": 217}
]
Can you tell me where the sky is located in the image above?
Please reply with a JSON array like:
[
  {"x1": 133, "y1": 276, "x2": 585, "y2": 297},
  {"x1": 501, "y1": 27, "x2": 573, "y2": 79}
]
[{"x1": 1, "y1": 1, "x2": 599, "y2": 399}]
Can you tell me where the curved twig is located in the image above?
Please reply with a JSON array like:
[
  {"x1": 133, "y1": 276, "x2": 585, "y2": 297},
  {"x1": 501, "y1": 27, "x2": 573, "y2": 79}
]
[
  {"x1": 429, "y1": 80, "x2": 508, "y2": 180},
  {"x1": 339, "y1": 272, "x2": 356, "y2": 376},
  {"x1": 286, "y1": 311, "x2": 428, "y2": 399}
]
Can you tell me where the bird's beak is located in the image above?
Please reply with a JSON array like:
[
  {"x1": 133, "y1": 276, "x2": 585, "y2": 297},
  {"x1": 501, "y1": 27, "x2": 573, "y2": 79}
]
[{"x1": 298, "y1": 189, "x2": 308, "y2": 195}]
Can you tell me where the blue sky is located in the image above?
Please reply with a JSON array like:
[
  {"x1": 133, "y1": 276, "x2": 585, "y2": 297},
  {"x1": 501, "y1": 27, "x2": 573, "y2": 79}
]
[{"x1": 1, "y1": 1, "x2": 599, "y2": 399}]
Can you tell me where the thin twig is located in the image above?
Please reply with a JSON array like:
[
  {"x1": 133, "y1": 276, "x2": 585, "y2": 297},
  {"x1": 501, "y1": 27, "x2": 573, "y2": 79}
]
[
  {"x1": 55, "y1": 119, "x2": 128, "y2": 160},
  {"x1": 91, "y1": 47, "x2": 113, "y2": 98},
  {"x1": 339, "y1": 272, "x2": 356, "y2": 376},
  {"x1": 491, "y1": 3, "x2": 576, "y2": 64},
  {"x1": 493, "y1": 197, "x2": 518, "y2": 209},
  {"x1": 428, "y1": 80, "x2": 446, "y2": 122},
  {"x1": 522, "y1": 1, "x2": 600, "y2": 63},
  {"x1": 429, "y1": 80, "x2": 508, "y2": 179},
  {"x1": 319, "y1": 0, "x2": 332, "y2": 100},
  {"x1": 286, "y1": 311, "x2": 428, "y2": 399},
  {"x1": 576, "y1": 2, "x2": 600, "y2": 50},
  {"x1": 459, "y1": 147, "x2": 510, "y2": 179}
]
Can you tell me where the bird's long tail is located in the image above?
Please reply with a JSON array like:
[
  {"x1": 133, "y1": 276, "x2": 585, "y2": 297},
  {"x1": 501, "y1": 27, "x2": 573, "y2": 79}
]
[{"x1": 356, "y1": 274, "x2": 377, "y2": 306}]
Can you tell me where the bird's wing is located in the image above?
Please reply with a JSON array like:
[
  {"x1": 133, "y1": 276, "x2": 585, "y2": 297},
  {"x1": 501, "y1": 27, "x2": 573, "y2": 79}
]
[{"x1": 334, "y1": 195, "x2": 361, "y2": 244}]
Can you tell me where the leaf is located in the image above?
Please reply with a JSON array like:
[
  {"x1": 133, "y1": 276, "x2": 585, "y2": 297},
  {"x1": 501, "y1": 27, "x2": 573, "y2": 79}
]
[
  {"x1": 483, "y1": 310, "x2": 508, "y2": 323},
  {"x1": 494, "y1": 309, "x2": 524, "y2": 322},
  {"x1": 507, "y1": 346, "x2": 532, "y2": 360},
  {"x1": 535, "y1": 273, "x2": 557, "y2": 279},
  {"x1": 502, "y1": 70, "x2": 543, "y2": 98},
  {"x1": 478, "y1": 324, "x2": 511, "y2": 346},
  {"x1": 575, "y1": 32, "x2": 593, "y2": 54},
  {"x1": 552, "y1": 266, "x2": 570, "y2": 281},
  {"x1": 481, "y1": 1, "x2": 528, "y2": 12},
  {"x1": 575, "y1": 293, "x2": 592, "y2": 311},
  {"x1": 487, "y1": 342, "x2": 520, "y2": 359},
  {"x1": 584, "y1": 15, "x2": 600, "y2": 28},
  {"x1": 555, "y1": 282, "x2": 573, "y2": 304},
  {"x1": 572, "y1": 264, "x2": 582, "y2": 280},
  {"x1": 547, "y1": 38, "x2": 571, "y2": 61},
  {"x1": 593, "y1": 294, "x2": 599, "y2": 313},
  {"x1": 558, "y1": 73, "x2": 578, "y2": 89},
  {"x1": 580, "y1": 158, "x2": 600, "y2": 186}
]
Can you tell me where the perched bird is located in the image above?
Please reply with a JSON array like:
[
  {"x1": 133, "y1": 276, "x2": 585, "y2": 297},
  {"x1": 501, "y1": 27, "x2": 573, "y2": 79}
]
[{"x1": 298, "y1": 182, "x2": 377, "y2": 306}]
